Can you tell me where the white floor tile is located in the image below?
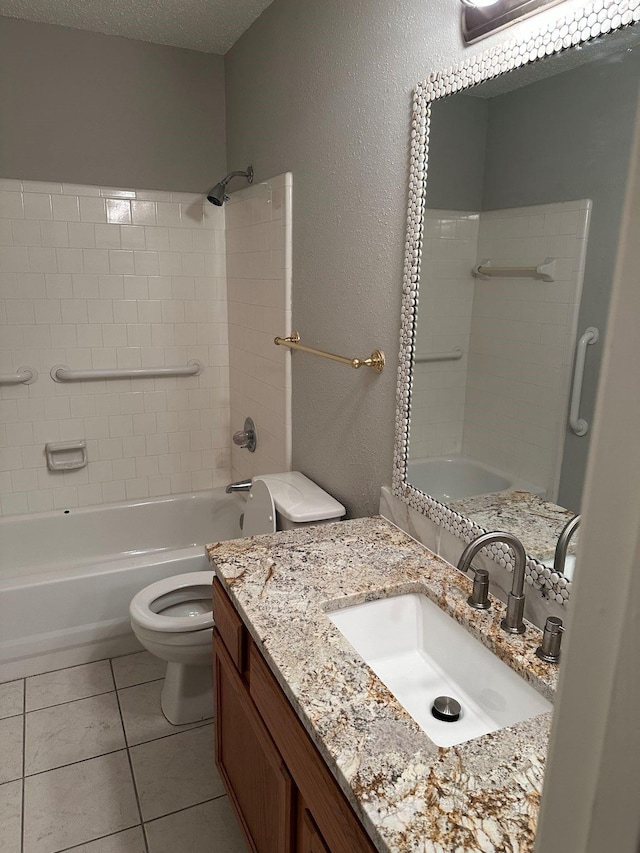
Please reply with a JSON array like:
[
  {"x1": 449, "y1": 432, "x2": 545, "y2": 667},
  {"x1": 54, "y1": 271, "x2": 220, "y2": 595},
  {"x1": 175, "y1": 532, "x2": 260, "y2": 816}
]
[
  {"x1": 118, "y1": 680, "x2": 209, "y2": 746},
  {"x1": 0, "y1": 680, "x2": 24, "y2": 720},
  {"x1": 145, "y1": 798, "x2": 248, "y2": 853},
  {"x1": 26, "y1": 661, "x2": 114, "y2": 711},
  {"x1": 0, "y1": 716, "x2": 23, "y2": 784},
  {"x1": 25, "y1": 692, "x2": 125, "y2": 775},
  {"x1": 130, "y1": 725, "x2": 224, "y2": 821},
  {"x1": 23, "y1": 751, "x2": 139, "y2": 853},
  {"x1": 63, "y1": 826, "x2": 146, "y2": 852},
  {"x1": 0, "y1": 780, "x2": 22, "y2": 853},
  {"x1": 111, "y1": 651, "x2": 166, "y2": 690}
]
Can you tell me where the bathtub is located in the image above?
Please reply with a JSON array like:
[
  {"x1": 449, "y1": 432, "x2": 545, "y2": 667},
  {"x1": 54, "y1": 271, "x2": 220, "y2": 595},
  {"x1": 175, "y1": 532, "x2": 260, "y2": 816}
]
[
  {"x1": 407, "y1": 456, "x2": 543, "y2": 503},
  {"x1": 0, "y1": 490, "x2": 244, "y2": 682}
]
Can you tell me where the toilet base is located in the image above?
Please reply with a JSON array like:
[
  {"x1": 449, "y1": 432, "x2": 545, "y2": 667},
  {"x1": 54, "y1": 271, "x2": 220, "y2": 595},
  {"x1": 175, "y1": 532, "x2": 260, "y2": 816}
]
[{"x1": 160, "y1": 661, "x2": 214, "y2": 725}]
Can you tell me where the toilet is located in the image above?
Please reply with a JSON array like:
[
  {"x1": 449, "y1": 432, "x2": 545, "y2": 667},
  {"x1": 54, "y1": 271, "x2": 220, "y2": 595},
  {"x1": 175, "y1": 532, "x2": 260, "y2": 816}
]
[{"x1": 129, "y1": 472, "x2": 345, "y2": 725}]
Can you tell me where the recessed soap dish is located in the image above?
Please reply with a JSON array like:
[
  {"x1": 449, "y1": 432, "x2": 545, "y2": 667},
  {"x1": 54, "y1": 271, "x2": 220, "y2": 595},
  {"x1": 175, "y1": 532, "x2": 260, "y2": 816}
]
[{"x1": 45, "y1": 440, "x2": 88, "y2": 472}]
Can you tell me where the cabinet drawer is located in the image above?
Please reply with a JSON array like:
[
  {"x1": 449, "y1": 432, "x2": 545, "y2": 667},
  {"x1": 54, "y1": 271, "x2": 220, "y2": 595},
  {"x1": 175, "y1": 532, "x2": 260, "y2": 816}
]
[
  {"x1": 249, "y1": 644, "x2": 377, "y2": 853},
  {"x1": 212, "y1": 577, "x2": 245, "y2": 672}
]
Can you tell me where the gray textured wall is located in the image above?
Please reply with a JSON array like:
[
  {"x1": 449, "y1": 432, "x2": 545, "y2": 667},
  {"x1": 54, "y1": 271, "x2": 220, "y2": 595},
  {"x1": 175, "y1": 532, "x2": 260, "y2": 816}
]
[
  {"x1": 0, "y1": 17, "x2": 226, "y2": 192},
  {"x1": 482, "y1": 52, "x2": 640, "y2": 510},
  {"x1": 427, "y1": 95, "x2": 488, "y2": 211},
  {"x1": 224, "y1": 0, "x2": 592, "y2": 516}
]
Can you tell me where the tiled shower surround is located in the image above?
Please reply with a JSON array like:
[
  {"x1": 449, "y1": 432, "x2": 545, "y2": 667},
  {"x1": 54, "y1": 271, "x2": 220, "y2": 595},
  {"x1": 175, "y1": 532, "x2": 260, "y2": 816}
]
[
  {"x1": 0, "y1": 179, "x2": 231, "y2": 515},
  {"x1": 411, "y1": 200, "x2": 590, "y2": 499},
  {"x1": 226, "y1": 175, "x2": 292, "y2": 482}
]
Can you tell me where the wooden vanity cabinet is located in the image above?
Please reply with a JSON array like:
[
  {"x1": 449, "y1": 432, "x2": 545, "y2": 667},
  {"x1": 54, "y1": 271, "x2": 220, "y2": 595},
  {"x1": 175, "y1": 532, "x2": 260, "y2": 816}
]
[{"x1": 212, "y1": 579, "x2": 376, "y2": 853}]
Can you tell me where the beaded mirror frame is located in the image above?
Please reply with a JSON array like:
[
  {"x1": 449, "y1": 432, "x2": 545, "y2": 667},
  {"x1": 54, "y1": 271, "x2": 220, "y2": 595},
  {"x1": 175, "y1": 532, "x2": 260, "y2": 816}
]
[{"x1": 393, "y1": 0, "x2": 640, "y2": 608}]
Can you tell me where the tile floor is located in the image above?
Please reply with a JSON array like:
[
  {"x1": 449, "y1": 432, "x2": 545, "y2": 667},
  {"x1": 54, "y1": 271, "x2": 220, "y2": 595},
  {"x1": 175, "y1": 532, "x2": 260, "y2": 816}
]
[{"x1": 0, "y1": 652, "x2": 249, "y2": 853}]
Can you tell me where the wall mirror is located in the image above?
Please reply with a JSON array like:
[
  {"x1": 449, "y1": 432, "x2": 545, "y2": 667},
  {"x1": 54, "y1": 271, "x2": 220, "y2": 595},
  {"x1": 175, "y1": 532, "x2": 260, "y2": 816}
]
[{"x1": 394, "y1": 5, "x2": 640, "y2": 606}]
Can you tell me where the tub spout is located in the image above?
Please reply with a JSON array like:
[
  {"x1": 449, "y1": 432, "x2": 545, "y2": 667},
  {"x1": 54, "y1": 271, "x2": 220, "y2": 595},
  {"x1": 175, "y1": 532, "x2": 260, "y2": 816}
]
[{"x1": 225, "y1": 479, "x2": 253, "y2": 494}]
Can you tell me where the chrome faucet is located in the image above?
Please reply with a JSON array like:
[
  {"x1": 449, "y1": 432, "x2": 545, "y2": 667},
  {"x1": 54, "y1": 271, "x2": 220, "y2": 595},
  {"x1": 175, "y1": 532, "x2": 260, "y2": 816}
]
[
  {"x1": 225, "y1": 479, "x2": 253, "y2": 494},
  {"x1": 457, "y1": 531, "x2": 528, "y2": 635},
  {"x1": 554, "y1": 514, "x2": 580, "y2": 575}
]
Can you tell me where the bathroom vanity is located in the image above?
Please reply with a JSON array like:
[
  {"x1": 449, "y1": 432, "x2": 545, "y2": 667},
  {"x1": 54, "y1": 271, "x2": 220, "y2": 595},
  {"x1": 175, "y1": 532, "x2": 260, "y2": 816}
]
[{"x1": 207, "y1": 517, "x2": 557, "y2": 852}]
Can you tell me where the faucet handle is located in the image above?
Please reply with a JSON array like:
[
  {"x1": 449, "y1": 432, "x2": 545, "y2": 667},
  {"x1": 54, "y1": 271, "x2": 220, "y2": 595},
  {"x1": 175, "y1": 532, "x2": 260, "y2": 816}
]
[
  {"x1": 233, "y1": 417, "x2": 256, "y2": 453},
  {"x1": 467, "y1": 568, "x2": 491, "y2": 611},
  {"x1": 535, "y1": 616, "x2": 565, "y2": 663}
]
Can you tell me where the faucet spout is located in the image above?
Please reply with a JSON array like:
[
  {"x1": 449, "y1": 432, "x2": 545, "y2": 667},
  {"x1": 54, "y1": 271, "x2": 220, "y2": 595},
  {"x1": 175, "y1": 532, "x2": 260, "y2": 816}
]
[
  {"x1": 554, "y1": 514, "x2": 580, "y2": 575},
  {"x1": 457, "y1": 531, "x2": 528, "y2": 635}
]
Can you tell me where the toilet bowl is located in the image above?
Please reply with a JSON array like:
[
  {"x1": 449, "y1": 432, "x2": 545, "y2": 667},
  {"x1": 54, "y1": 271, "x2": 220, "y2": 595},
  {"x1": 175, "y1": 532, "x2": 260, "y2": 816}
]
[
  {"x1": 129, "y1": 571, "x2": 217, "y2": 724},
  {"x1": 129, "y1": 472, "x2": 345, "y2": 725}
]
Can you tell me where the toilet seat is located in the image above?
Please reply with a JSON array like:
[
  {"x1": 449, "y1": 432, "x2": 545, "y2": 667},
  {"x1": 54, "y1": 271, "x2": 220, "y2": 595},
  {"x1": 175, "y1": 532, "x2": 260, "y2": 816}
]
[{"x1": 129, "y1": 571, "x2": 215, "y2": 633}]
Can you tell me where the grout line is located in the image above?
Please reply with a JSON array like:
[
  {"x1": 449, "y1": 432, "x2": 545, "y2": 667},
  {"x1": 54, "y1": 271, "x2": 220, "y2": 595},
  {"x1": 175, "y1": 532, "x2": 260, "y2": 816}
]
[
  {"x1": 25, "y1": 687, "x2": 117, "y2": 715},
  {"x1": 125, "y1": 718, "x2": 213, "y2": 750},
  {"x1": 22, "y1": 717, "x2": 213, "y2": 778},
  {"x1": 2, "y1": 656, "x2": 115, "y2": 688},
  {"x1": 20, "y1": 679, "x2": 26, "y2": 853},
  {"x1": 24, "y1": 747, "x2": 129, "y2": 780},
  {"x1": 143, "y1": 794, "x2": 226, "y2": 828},
  {"x1": 115, "y1": 676, "x2": 165, "y2": 693},
  {"x1": 0, "y1": 648, "x2": 147, "y2": 688},
  {"x1": 51, "y1": 823, "x2": 142, "y2": 853},
  {"x1": 110, "y1": 659, "x2": 149, "y2": 853}
]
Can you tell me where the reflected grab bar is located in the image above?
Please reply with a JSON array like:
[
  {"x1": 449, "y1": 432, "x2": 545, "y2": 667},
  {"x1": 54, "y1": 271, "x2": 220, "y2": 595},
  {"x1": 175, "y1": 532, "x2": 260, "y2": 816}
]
[
  {"x1": 416, "y1": 348, "x2": 463, "y2": 363},
  {"x1": 0, "y1": 366, "x2": 38, "y2": 386},
  {"x1": 569, "y1": 327, "x2": 598, "y2": 436},
  {"x1": 50, "y1": 361, "x2": 203, "y2": 383}
]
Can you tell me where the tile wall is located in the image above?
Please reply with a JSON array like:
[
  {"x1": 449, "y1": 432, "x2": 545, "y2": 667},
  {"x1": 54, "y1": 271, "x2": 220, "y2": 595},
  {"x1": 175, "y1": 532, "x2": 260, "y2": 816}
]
[
  {"x1": 410, "y1": 210, "x2": 479, "y2": 459},
  {"x1": 0, "y1": 179, "x2": 230, "y2": 515},
  {"x1": 464, "y1": 200, "x2": 591, "y2": 498},
  {"x1": 226, "y1": 175, "x2": 292, "y2": 481}
]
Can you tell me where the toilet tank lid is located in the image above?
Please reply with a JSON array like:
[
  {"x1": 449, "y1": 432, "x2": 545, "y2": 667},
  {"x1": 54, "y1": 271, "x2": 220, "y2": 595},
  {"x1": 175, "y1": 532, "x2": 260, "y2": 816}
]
[{"x1": 253, "y1": 472, "x2": 345, "y2": 523}]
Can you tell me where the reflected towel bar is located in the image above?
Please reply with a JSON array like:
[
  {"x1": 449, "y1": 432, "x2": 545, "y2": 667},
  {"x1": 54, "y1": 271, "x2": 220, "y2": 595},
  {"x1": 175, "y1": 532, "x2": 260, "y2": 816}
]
[
  {"x1": 0, "y1": 367, "x2": 38, "y2": 386},
  {"x1": 50, "y1": 361, "x2": 203, "y2": 383},
  {"x1": 472, "y1": 257, "x2": 556, "y2": 282},
  {"x1": 416, "y1": 348, "x2": 463, "y2": 364},
  {"x1": 274, "y1": 332, "x2": 385, "y2": 372}
]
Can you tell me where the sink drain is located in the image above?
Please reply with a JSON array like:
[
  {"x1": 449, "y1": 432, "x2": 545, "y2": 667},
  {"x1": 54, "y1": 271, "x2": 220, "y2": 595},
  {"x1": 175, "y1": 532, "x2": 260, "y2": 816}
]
[{"x1": 431, "y1": 696, "x2": 461, "y2": 722}]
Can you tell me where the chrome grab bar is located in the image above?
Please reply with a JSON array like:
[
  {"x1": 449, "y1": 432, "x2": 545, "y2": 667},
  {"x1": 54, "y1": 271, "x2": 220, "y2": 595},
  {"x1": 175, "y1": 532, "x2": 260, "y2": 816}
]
[
  {"x1": 50, "y1": 361, "x2": 203, "y2": 382},
  {"x1": 569, "y1": 327, "x2": 599, "y2": 436}
]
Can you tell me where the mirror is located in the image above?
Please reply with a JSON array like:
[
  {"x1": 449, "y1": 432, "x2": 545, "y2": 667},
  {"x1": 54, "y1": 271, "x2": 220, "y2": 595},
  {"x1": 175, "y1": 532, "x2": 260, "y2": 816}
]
[{"x1": 397, "y1": 20, "x2": 640, "y2": 589}]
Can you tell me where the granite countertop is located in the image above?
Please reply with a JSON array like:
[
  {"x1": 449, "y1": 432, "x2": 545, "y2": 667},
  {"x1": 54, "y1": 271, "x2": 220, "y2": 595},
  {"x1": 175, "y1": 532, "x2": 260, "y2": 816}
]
[
  {"x1": 449, "y1": 490, "x2": 578, "y2": 564},
  {"x1": 206, "y1": 516, "x2": 558, "y2": 853}
]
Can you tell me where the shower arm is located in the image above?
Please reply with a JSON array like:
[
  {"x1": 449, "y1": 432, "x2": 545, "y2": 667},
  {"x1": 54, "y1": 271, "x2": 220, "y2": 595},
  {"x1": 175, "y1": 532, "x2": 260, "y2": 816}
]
[{"x1": 222, "y1": 168, "x2": 254, "y2": 187}]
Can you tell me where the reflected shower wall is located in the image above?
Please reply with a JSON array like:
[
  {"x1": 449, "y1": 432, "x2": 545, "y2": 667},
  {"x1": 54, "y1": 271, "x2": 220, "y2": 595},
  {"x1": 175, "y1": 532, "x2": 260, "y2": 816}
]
[{"x1": 410, "y1": 199, "x2": 591, "y2": 502}]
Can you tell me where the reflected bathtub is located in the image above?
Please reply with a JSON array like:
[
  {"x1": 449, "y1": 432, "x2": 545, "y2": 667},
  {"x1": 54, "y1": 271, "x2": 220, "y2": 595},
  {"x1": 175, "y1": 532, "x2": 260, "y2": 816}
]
[{"x1": 406, "y1": 456, "x2": 539, "y2": 504}]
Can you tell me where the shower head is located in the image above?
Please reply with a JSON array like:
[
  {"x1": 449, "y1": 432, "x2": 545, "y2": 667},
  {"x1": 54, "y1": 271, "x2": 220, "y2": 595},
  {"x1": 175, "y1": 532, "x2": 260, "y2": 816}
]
[{"x1": 206, "y1": 165, "x2": 254, "y2": 206}]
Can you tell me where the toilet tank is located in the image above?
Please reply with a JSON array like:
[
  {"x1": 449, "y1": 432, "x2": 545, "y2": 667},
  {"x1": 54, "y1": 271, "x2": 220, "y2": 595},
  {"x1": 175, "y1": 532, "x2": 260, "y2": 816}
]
[{"x1": 255, "y1": 472, "x2": 345, "y2": 530}]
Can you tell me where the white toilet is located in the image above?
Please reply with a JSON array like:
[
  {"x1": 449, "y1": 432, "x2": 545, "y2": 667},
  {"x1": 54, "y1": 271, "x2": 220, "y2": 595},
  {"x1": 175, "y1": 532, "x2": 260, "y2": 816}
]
[{"x1": 129, "y1": 472, "x2": 345, "y2": 724}]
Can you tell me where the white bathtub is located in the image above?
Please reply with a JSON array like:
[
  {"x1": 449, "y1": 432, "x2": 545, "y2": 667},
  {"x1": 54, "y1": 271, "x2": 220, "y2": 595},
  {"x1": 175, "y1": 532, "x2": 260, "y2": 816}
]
[
  {"x1": 407, "y1": 456, "x2": 543, "y2": 503},
  {"x1": 0, "y1": 490, "x2": 244, "y2": 681}
]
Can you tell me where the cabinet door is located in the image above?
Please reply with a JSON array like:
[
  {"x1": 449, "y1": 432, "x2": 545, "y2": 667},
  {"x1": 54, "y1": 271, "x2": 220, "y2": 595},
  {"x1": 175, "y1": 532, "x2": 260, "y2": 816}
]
[
  {"x1": 213, "y1": 631, "x2": 295, "y2": 853},
  {"x1": 298, "y1": 800, "x2": 330, "y2": 853},
  {"x1": 249, "y1": 644, "x2": 377, "y2": 853}
]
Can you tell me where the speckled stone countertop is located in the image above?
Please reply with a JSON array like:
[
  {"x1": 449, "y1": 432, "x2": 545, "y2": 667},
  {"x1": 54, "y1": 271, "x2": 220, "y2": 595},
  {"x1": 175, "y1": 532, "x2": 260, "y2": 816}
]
[
  {"x1": 449, "y1": 490, "x2": 578, "y2": 564},
  {"x1": 206, "y1": 516, "x2": 558, "y2": 853}
]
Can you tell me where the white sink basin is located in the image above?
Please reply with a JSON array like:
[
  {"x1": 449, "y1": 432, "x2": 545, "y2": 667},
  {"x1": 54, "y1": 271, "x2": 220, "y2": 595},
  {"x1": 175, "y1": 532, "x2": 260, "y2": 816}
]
[{"x1": 328, "y1": 593, "x2": 552, "y2": 747}]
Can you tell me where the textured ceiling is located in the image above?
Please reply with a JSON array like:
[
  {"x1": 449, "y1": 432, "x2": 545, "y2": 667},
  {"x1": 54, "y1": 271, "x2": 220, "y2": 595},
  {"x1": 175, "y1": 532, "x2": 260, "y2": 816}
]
[{"x1": 0, "y1": 0, "x2": 274, "y2": 54}]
